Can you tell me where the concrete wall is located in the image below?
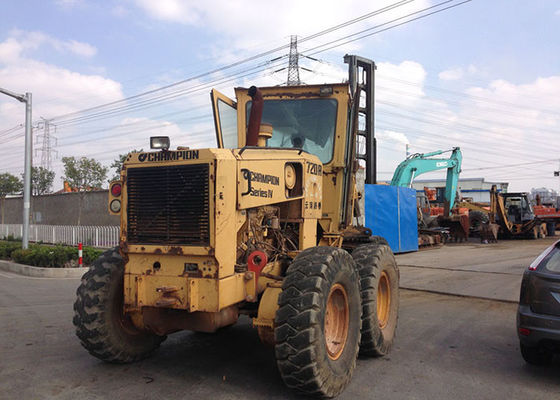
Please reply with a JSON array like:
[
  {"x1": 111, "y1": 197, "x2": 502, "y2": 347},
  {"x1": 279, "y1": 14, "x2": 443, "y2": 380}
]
[{"x1": 2, "y1": 191, "x2": 119, "y2": 226}]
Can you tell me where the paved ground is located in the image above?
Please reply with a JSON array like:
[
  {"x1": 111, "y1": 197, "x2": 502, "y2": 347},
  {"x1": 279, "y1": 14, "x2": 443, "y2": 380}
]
[
  {"x1": 396, "y1": 236, "x2": 558, "y2": 302},
  {"x1": 1, "y1": 238, "x2": 559, "y2": 399}
]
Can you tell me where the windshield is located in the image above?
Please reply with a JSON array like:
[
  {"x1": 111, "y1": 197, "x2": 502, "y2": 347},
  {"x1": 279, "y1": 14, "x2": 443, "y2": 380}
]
[
  {"x1": 505, "y1": 196, "x2": 531, "y2": 212},
  {"x1": 247, "y1": 98, "x2": 337, "y2": 163}
]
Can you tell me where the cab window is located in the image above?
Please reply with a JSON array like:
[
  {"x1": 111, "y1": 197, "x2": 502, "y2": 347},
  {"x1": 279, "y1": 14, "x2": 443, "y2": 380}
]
[
  {"x1": 217, "y1": 99, "x2": 238, "y2": 148},
  {"x1": 247, "y1": 98, "x2": 337, "y2": 163}
]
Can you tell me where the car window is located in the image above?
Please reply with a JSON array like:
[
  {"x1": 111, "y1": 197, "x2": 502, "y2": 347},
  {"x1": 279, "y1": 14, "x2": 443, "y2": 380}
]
[{"x1": 540, "y1": 246, "x2": 560, "y2": 273}]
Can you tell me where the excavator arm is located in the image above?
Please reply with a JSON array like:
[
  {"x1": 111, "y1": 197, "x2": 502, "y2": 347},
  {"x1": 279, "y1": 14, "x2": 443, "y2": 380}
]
[{"x1": 390, "y1": 147, "x2": 462, "y2": 216}]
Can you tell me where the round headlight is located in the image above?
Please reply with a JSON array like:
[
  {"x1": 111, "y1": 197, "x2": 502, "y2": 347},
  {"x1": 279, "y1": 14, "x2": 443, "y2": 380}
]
[
  {"x1": 110, "y1": 199, "x2": 121, "y2": 213},
  {"x1": 111, "y1": 183, "x2": 122, "y2": 196}
]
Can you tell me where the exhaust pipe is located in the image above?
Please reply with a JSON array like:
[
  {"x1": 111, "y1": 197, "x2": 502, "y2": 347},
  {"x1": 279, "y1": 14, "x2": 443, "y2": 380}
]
[{"x1": 246, "y1": 86, "x2": 263, "y2": 146}]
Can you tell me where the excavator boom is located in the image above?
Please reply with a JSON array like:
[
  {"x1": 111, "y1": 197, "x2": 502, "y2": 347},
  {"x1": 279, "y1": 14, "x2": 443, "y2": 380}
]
[{"x1": 390, "y1": 147, "x2": 462, "y2": 216}]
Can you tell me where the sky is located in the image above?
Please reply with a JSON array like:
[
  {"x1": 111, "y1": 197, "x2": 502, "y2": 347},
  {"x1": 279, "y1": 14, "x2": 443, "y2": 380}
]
[{"x1": 0, "y1": 0, "x2": 559, "y2": 192}]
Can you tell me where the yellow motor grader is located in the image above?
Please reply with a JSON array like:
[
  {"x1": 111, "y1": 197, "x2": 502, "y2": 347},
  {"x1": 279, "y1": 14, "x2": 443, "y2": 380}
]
[{"x1": 73, "y1": 55, "x2": 399, "y2": 397}]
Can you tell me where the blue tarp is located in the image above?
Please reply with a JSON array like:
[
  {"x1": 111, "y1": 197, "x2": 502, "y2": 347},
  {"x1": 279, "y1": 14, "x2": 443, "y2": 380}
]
[{"x1": 364, "y1": 185, "x2": 418, "y2": 253}]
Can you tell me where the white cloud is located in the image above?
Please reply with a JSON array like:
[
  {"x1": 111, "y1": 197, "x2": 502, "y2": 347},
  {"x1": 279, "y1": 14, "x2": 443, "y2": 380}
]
[
  {"x1": 439, "y1": 67, "x2": 463, "y2": 81},
  {"x1": 132, "y1": 0, "x2": 432, "y2": 51},
  {"x1": 0, "y1": 30, "x2": 97, "y2": 63},
  {"x1": 555, "y1": 9, "x2": 560, "y2": 16},
  {"x1": 439, "y1": 64, "x2": 478, "y2": 81},
  {"x1": 0, "y1": 60, "x2": 122, "y2": 121},
  {"x1": 134, "y1": 0, "x2": 200, "y2": 25},
  {"x1": 0, "y1": 38, "x2": 23, "y2": 63},
  {"x1": 63, "y1": 40, "x2": 97, "y2": 58},
  {"x1": 377, "y1": 60, "x2": 427, "y2": 106},
  {"x1": 437, "y1": 75, "x2": 560, "y2": 191},
  {"x1": 378, "y1": 130, "x2": 410, "y2": 146},
  {"x1": 0, "y1": 31, "x2": 123, "y2": 183},
  {"x1": 467, "y1": 64, "x2": 477, "y2": 74}
]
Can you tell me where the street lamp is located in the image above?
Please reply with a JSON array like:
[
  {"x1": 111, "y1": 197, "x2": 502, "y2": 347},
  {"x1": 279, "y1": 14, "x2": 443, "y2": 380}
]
[{"x1": 0, "y1": 87, "x2": 32, "y2": 249}]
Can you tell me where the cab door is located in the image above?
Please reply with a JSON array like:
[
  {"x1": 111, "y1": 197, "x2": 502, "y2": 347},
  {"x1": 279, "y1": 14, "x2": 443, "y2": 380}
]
[{"x1": 210, "y1": 89, "x2": 238, "y2": 148}]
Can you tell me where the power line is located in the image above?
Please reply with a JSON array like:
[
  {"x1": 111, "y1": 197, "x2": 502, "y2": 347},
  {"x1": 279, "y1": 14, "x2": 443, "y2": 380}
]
[
  {"x1": 462, "y1": 158, "x2": 560, "y2": 171},
  {"x1": 302, "y1": 0, "x2": 472, "y2": 57},
  {"x1": 48, "y1": 0, "x2": 467, "y2": 132},
  {"x1": 48, "y1": 0, "x2": 416, "y2": 124},
  {"x1": 0, "y1": 124, "x2": 24, "y2": 137}
]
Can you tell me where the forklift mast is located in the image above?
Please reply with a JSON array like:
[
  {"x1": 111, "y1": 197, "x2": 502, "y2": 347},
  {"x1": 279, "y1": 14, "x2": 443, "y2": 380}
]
[{"x1": 343, "y1": 55, "x2": 376, "y2": 227}]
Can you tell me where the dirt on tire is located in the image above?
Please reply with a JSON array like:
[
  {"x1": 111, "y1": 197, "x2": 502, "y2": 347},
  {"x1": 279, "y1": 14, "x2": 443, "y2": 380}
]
[
  {"x1": 352, "y1": 243, "x2": 399, "y2": 357},
  {"x1": 274, "y1": 246, "x2": 361, "y2": 397},
  {"x1": 73, "y1": 247, "x2": 165, "y2": 363}
]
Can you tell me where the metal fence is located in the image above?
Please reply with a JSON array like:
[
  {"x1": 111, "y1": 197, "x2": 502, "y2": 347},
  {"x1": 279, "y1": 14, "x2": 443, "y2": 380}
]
[{"x1": 0, "y1": 224, "x2": 119, "y2": 248}]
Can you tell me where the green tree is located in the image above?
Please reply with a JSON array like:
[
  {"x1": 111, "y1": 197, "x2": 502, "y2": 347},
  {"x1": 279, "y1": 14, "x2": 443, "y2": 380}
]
[
  {"x1": 62, "y1": 156, "x2": 108, "y2": 225},
  {"x1": 24, "y1": 166, "x2": 55, "y2": 196},
  {"x1": 109, "y1": 149, "x2": 142, "y2": 182},
  {"x1": 0, "y1": 173, "x2": 23, "y2": 225}
]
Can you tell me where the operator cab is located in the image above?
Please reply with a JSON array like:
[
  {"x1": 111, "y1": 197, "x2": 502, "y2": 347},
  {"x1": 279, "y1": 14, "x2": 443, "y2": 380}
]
[
  {"x1": 211, "y1": 84, "x2": 346, "y2": 167},
  {"x1": 503, "y1": 193, "x2": 535, "y2": 224}
]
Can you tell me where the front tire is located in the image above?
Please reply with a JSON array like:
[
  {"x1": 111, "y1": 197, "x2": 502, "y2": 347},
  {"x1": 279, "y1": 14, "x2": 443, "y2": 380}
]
[
  {"x1": 73, "y1": 247, "x2": 166, "y2": 363},
  {"x1": 274, "y1": 247, "x2": 361, "y2": 397},
  {"x1": 352, "y1": 243, "x2": 399, "y2": 357}
]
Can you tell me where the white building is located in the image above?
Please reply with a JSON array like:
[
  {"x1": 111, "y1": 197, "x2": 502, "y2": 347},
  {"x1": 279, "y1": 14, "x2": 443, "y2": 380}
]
[{"x1": 409, "y1": 177, "x2": 509, "y2": 203}]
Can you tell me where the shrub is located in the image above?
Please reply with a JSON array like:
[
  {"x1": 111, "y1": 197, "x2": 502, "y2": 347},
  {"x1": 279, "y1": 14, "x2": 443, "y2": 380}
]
[
  {"x1": 83, "y1": 247, "x2": 102, "y2": 265},
  {"x1": 4, "y1": 241, "x2": 103, "y2": 268},
  {"x1": 11, "y1": 248, "x2": 34, "y2": 265},
  {"x1": 0, "y1": 241, "x2": 22, "y2": 259}
]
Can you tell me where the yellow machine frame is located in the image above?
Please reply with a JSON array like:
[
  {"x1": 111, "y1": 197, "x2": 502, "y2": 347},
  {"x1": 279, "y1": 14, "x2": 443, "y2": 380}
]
[{"x1": 108, "y1": 62, "x2": 374, "y2": 333}]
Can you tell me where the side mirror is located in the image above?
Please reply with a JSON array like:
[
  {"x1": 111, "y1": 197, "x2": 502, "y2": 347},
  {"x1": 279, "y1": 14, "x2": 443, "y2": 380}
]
[{"x1": 150, "y1": 136, "x2": 170, "y2": 150}]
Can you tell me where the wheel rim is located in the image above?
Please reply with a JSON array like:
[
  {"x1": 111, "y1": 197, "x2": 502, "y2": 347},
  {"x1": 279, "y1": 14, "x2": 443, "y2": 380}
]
[
  {"x1": 325, "y1": 283, "x2": 349, "y2": 360},
  {"x1": 377, "y1": 271, "x2": 391, "y2": 329}
]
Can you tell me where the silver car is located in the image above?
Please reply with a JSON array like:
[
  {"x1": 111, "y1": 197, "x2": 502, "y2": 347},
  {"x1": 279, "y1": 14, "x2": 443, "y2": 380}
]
[{"x1": 517, "y1": 240, "x2": 560, "y2": 364}]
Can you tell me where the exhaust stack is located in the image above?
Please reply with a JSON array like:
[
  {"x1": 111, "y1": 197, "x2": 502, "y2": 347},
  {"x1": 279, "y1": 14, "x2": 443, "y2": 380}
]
[{"x1": 246, "y1": 86, "x2": 263, "y2": 146}]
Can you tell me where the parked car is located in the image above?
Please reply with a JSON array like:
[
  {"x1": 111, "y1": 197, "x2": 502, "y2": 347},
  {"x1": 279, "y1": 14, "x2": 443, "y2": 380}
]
[{"x1": 517, "y1": 240, "x2": 560, "y2": 364}]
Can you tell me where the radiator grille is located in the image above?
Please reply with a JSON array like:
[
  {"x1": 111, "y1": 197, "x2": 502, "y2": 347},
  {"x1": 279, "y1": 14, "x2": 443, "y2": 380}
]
[{"x1": 126, "y1": 164, "x2": 210, "y2": 245}]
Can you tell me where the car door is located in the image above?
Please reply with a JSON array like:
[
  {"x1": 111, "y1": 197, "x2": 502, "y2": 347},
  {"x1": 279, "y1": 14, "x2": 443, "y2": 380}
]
[
  {"x1": 210, "y1": 89, "x2": 238, "y2": 149},
  {"x1": 530, "y1": 244, "x2": 560, "y2": 316}
]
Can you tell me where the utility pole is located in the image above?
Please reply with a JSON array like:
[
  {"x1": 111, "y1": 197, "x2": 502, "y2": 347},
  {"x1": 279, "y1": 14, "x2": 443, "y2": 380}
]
[
  {"x1": 0, "y1": 87, "x2": 32, "y2": 249},
  {"x1": 287, "y1": 35, "x2": 301, "y2": 86}
]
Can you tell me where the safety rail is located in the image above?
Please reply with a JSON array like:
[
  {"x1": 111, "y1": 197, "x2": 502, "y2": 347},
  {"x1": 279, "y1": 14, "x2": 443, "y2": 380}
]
[{"x1": 0, "y1": 224, "x2": 119, "y2": 248}]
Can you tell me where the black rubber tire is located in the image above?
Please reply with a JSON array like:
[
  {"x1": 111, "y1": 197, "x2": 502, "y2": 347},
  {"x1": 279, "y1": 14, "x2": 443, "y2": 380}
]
[
  {"x1": 274, "y1": 246, "x2": 361, "y2": 397},
  {"x1": 368, "y1": 235, "x2": 389, "y2": 246},
  {"x1": 73, "y1": 247, "x2": 166, "y2": 363},
  {"x1": 352, "y1": 243, "x2": 399, "y2": 357},
  {"x1": 520, "y1": 343, "x2": 553, "y2": 366}
]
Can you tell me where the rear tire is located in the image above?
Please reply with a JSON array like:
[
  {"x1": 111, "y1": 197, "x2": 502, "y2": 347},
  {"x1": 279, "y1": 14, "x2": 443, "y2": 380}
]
[
  {"x1": 520, "y1": 343, "x2": 553, "y2": 366},
  {"x1": 73, "y1": 247, "x2": 166, "y2": 363},
  {"x1": 275, "y1": 247, "x2": 361, "y2": 397},
  {"x1": 352, "y1": 243, "x2": 399, "y2": 356}
]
